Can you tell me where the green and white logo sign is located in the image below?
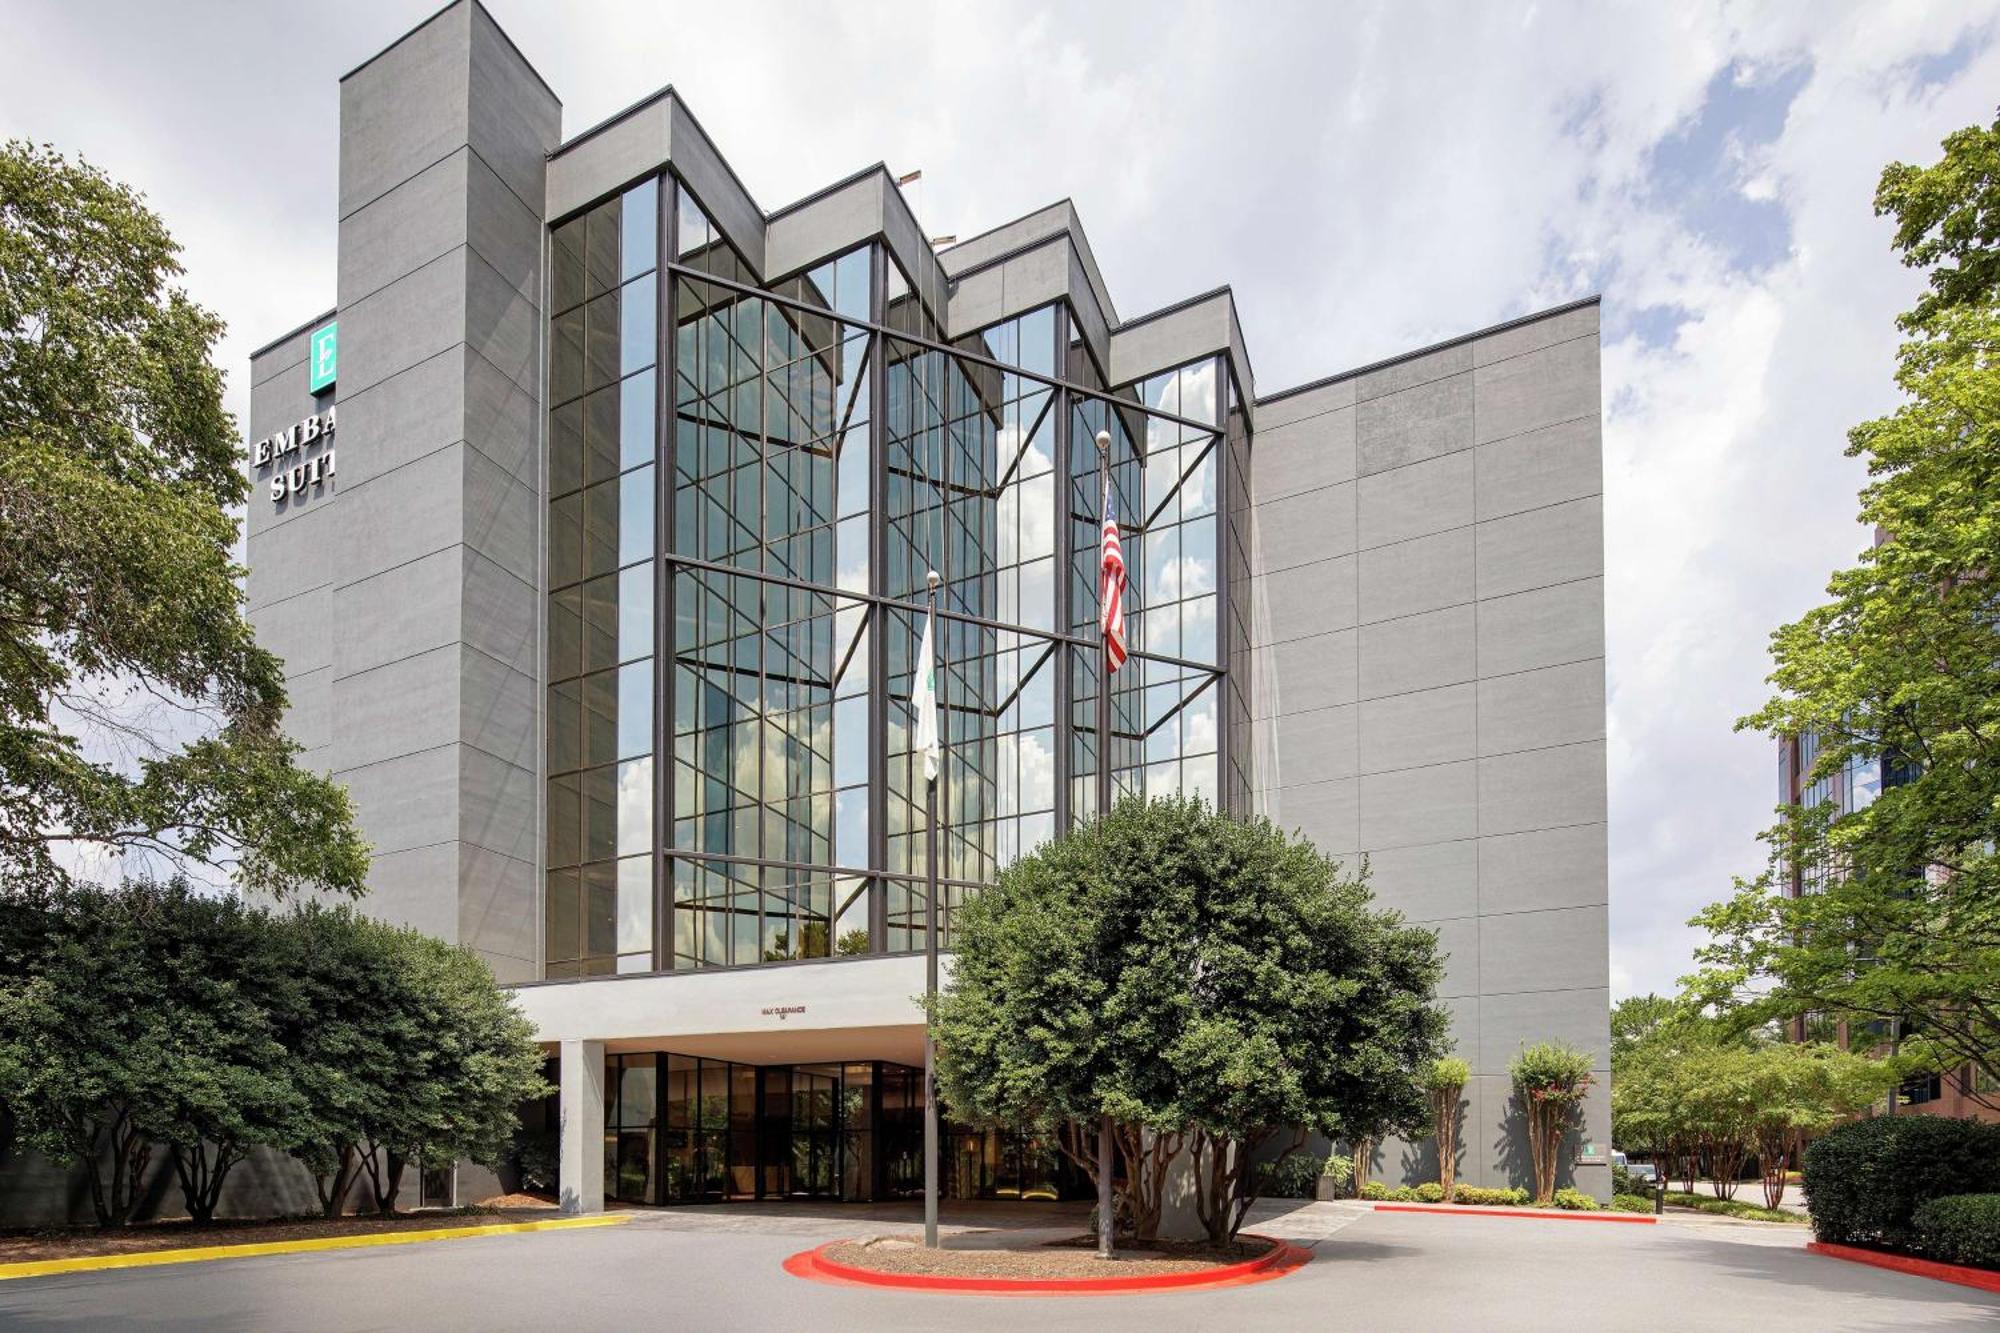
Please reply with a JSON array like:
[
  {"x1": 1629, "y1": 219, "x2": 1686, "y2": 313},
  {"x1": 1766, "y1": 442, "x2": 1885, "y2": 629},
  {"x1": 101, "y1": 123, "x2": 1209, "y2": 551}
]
[{"x1": 309, "y1": 322, "x2": 338, "y2": 395}]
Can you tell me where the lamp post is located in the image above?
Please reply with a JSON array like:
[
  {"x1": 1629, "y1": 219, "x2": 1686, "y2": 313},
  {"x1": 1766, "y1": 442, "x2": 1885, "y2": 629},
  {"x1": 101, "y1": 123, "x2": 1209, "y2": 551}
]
[{"x1": 1094, "y1": 428, "x2": 1115, "y2": 1262}]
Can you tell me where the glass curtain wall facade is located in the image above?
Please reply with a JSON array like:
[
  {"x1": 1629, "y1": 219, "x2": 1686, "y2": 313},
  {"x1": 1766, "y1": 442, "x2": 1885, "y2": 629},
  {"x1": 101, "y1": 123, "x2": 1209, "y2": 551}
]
[{"x1": 545, "y1": 173, "x2": 1243, "y2": 977}]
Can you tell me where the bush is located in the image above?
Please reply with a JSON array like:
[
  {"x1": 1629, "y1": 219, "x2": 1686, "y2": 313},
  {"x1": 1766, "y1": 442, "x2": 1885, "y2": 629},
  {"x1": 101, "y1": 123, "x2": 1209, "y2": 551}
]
[
  {"x1": 1415, "y1": 1182, "x2": 1446, "y2": 1203},
  {"x1": 1359, "y1": 1180, "x2": 1390, "y2": 1201},
  {"x1": 1911, "y1": 1194, "x2": 2000, "y2": 1270},
  {"x1": 1321, "y1": 1151, "x2": 1354, "y2": 1194},
  {"x1": 1612, "y1": 1193, "x2": 1655, "y2": 1214},
  {"x1": 1552, "y1": 1188, "x2": 1601, "y2": 1211},
  {"x1": 1801, "y1": 1115, "x2": 2000, "y2": 1248},
  {"x1": 1664, "y1": 1191, "x2": 1808, "y2": 1224},
  {"x1": 1454, "y1": 1186, "x2": 1531, "y2": 1207},
  {"x1": 1254, "y1": 1153, "x2": 1325, "y2": 1200}
]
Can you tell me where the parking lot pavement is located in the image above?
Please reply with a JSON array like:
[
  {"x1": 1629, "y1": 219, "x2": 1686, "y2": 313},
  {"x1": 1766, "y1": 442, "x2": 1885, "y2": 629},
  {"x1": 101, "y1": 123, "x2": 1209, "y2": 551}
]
[{"x1": 0, "y1": 1203, "x2": 1992, "y2": 1332}]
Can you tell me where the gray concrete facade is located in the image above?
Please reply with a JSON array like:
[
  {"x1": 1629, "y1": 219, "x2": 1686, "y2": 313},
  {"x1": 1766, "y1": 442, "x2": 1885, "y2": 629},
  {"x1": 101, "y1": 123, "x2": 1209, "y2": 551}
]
[
  {"x1": 247, "y1": 0, "x2": 557, "y2": 983},
  {"x1": 236, "y1": 0, "x2": 1612, "y2": 1213},
  {"x1": 1247, "y1": 299, "x2": 1610, "y2": 1196}
]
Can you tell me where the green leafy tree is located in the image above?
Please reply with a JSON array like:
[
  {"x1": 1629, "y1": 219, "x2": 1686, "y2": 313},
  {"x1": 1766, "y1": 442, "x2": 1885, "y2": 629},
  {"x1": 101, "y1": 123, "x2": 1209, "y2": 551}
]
[
  {"x1": 137, "y1": 883, "x2": 308, "y2": 1223},
  {"x1": 1610, "y1": 994, "x2": 1679, "y2": 1068},
  {"x1": 1509, "y1": 1041, "x2": 1594, "y2": 1205},
  {"x1": 353, "y1": 930, "x2": 549, "y2": 1215},
  {"x1": 0, "y1": 139, "x2": 365, "y2": 899},
  {"x1": 0, "y1": 882, "x2": 160, "y2": 1225},
  {"x1": 279, "y1": 904, "x2": 410, "y2": 1217},
  {"x1": 1688, "y1": 114, "x2": 2000, "y2": 1106},
  {"x1": 1740, "y1": 1042, "x2": 1895, "y2": 1209},
  {"x1": 932, "y1": 795, "x2": 1447, "y2": 1244},
  {"x1": 1425, "y1": 1056, "x2": 1470, "y2": 1199}
]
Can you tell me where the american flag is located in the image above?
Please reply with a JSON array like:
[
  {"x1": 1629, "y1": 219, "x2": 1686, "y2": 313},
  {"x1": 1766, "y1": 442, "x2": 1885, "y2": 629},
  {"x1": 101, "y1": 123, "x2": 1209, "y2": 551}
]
[{"x1": 1100, "y1": 475, "x2": 1127, "y2": 672}]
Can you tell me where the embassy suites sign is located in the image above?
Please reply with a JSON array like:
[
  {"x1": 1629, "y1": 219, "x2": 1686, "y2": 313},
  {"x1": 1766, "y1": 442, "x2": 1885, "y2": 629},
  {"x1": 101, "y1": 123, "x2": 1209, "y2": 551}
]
[
  {"x1": 253, "y1": 406, "x2": 336, "y2": 504},
  {"x1": 252, "y1": 320, "x2": 338, "y2": 507}
]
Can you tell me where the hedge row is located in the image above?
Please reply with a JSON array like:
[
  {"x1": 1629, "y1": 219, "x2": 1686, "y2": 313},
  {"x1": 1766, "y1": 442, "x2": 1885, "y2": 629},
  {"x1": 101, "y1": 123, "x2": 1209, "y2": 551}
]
[
  {"x1": 1801, "y1": 1114, "x2": 2000, "y2": 1264},
  {"x1": 1910, "y1": 1195, "x2": 2000, "y2": 1270}
]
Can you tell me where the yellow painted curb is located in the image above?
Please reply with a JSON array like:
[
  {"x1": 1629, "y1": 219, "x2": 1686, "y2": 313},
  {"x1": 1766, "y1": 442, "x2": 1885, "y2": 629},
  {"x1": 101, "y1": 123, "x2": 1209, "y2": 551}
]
[{"x1": 0, "y1": 1213, "x2": 632, "y2": 1282}]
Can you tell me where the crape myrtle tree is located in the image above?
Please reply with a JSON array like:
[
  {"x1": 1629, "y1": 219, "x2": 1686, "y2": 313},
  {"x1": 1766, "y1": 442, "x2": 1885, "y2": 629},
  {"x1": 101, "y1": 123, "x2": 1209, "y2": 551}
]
[
  {"x1": 0, "y1": 881, "x2": 168, "y2": 1225},
  {"x1": 1509, "y1": 1041, "x2": 1593, "y2": 1205},
  {"x1": 1689, "y1": 112, "x2": 2000, "y2": 1105},
  {"x1": 351, "y1": 929, "x2": 548, "y2": 1215},
  {"x1": 1610, "y1": 1004, "x2": 1893, "y2": 1207},
  {"x1": 0, "y1": 883, "x2": 547, "y2": 1225},
  {"x1": 1739, "y1": 1042, "x2": 1894, "y2": 1209},
  {"x1": 0, "y1": 140, "x2": 366, "y2": 899},
  {"x1": 932, "y1": 795, "x2": 1447, "y2": 1245},
  {"x1": 1425, "y1": 1056, "x2": 1471, "y2": 1199}
]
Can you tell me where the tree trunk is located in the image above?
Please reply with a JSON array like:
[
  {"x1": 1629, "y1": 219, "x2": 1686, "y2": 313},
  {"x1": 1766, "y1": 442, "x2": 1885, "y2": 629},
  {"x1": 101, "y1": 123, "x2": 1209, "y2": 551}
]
[
  {"x1": 1757, "y1": 1130, "x2": 1791, "y2": 1210},
  {"x1": 171, "y1": 1140, "x2": 242, "y2": 1225},
  {"x1": 359, "y1": 1140, "x2": 407, "y2": 1216},
  {"x1": 84, "y1": 1109, "x2": 151, "y2": 1228},
  {"x1": 1434, "y1": 1084, "x2": 1463, "y2": 1198},
  {"x1": 313, "y1": 1143, "x2": 360, "y2": 1219},
  {"x1": 1704, "y1": 1134, "x2": 1745, "y2": 1200},
  {"x1": 1352, "y1": 1137, "x2": 1373, "y2": 1192}
]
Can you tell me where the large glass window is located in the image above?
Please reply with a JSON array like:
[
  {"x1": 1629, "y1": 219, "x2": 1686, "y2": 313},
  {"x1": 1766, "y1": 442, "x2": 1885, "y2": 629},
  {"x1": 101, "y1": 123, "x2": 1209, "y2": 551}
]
[
  {"x1": 545, "y1": 177, "x2": 1243, "y2": 978},
  {"x1": 547, "y1": 178, "x2": 659, "y2": 978}
]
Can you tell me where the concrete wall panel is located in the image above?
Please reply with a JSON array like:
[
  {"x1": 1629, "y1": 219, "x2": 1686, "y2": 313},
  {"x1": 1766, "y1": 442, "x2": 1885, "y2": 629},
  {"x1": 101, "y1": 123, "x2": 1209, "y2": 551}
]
[
  {"x1": 1478, "y1": 822, "x2": 1608, "y2": 916},
  {"x1": 1355, "y1": 371, "x2": 1473, "y2": 476},
  {"x1": 1252, "y1": 406, "x2": 1355, "y2": 503}
]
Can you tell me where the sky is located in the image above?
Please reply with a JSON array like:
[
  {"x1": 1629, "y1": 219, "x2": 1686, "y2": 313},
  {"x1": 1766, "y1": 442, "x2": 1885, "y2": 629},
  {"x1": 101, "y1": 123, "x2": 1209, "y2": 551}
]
[{"x1": 3, "y1": 0, "x2": 1996, "y2": 1001}]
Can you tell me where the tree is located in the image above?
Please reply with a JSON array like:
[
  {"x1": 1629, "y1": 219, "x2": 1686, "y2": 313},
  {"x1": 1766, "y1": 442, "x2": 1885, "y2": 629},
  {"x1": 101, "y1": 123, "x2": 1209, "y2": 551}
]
[
  {"x1": 280, "y1": 904, "x2": 410, "y2": 1217},
  {"x1": 0, "y1": 884, "x2": 549, "y2": 1225},
  {"x1": 1740, "y1": 1043, "x2": 1895, "y2": 1209},
  {"x1": 933, "y1": 795, "x2": 1446, "y2": 1245},
  {"x1": 0, "y1": 882, "x2": 161, "y2": 1225},
  {"x1": 1611, "y1": 1008, "x2": 1721, "y2": 1193},
  {"x1": 1688, "y1": 113, "x2": 2000, "y2": 1106},
  {"x1": 1509, "y1": 1042, "x2": 1594, "y2": 1205},
  {"x1": 1610, "y1": 994, "x2": 1679, "y2": 1068},
  {"x1": 0, "y1": 140, "x2": 365, "y2": 899},
  {"x1": 352, "y1": 930, "x2": 548, "y2": 1215},
  {"x1": 137, "y1": 883, "x2": 307, "y2": 1223},
  {"x1": 1425, "y1": 1056, "x2": 1470, "y2": 1199}
]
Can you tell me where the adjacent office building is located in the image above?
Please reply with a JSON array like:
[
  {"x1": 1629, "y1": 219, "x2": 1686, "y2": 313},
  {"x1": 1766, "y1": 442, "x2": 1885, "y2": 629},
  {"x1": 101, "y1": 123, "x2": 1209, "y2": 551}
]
[
  {"x1": 1775, "y1": 731, "x2": 1997, "y2": 1121},
  {"x1": 245, "y1": 0, "x2": 1613, "y2": 1211}
]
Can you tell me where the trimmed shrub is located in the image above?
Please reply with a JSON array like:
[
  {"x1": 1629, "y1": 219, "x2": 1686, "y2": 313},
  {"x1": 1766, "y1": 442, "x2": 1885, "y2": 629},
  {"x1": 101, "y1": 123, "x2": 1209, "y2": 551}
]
[
  {"x1": 1255, "y1": 1153, "x2": 1325, "y2": 1200},
  {"x1": 1665, "y1": 1191, "x2": 1808, "y2": 1224},
  {"x1": 1552, "y1": 1188, "x2": 1601, "y2": 1211},
  {"x1": 1612, "y1": 1193, "x2": 1654, "y2": 1214},
  {"x1": 1911, "y1": 1194, "x2": 2000, "y2": 1270},
  {"x1": 1415, "y1": 1182, "x2": 1446, "y2": 1203},
  {"x1": 1359, "y1": 1180, "x2": 1390, "y2": 1201},
  {"x1": 1454, "y1": 1186, "x2": 1532, "y2": 1207},
  {"x1": 1801, "y1": 1115, "x2": 2000, "y2": 1248}
]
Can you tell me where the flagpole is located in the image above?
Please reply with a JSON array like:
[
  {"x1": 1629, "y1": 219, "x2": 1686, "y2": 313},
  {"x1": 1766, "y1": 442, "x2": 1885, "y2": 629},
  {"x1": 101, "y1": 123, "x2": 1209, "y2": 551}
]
[
  {"x1": 923, "y1": 567, "x2": 942, "y2": 1251},
  {"x1": 1094, "y1": 428, "x2": 1115, "y2": 1262}
]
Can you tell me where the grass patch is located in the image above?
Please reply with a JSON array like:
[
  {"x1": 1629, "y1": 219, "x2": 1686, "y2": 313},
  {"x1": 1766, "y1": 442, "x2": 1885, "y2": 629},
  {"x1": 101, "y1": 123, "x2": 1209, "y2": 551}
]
[{"x1": 1664, "y1": 1192, "x2": 1808, "y2": 1225}]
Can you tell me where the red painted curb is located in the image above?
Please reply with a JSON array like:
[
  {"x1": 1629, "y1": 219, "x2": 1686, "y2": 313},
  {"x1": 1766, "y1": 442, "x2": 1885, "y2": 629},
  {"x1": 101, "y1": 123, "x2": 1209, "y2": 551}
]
[
  {"x1": 1374, "y1": 1203, "x2": 1656, "y2": 1225},
  {"x1": 783, "y1": 1233, "x2": 1313, "y2": 1296},
  {"x1": 1806, "y1": 1241, "x2": 2000, "y2": 1295}
]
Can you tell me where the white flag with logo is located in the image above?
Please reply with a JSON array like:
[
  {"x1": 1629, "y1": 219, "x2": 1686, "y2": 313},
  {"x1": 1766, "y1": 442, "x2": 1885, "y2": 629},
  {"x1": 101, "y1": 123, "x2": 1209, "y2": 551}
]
[{"x1": 914, "y1": 606, "x2": 941, "y2": 783}]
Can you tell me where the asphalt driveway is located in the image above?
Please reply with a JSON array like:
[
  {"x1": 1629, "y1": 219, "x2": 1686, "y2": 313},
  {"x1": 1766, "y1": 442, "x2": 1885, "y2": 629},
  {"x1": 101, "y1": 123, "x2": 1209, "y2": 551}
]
[{"x1": 0, "y1": 1200, "x2": 1992, "y2": 1332}]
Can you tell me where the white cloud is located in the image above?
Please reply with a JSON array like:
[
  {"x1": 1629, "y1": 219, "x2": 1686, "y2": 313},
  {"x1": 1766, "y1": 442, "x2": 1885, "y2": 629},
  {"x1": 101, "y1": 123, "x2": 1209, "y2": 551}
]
[{"x1": 6, "y1": 0, "x2": 1997, "y2": 996}]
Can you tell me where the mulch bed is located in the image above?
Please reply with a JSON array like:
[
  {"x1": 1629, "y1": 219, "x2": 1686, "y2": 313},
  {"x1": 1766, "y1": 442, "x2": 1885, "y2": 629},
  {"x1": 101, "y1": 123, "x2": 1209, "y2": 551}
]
[
  {"x1": 820, "y1": 1232, "x2": 1270, "y2": 1280},
  {"x1": 0, "y1": 1206, "x2": 559, "y2": 1264}
]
